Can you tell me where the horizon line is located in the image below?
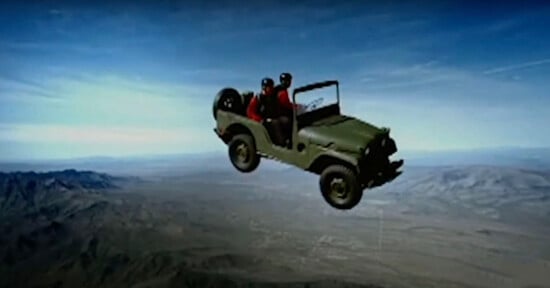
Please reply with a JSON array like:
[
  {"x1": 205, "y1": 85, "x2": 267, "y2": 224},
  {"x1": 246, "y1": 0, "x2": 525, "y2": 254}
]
[{"x1": 1, "y1": 145, "x2": 550, "y2": 163}]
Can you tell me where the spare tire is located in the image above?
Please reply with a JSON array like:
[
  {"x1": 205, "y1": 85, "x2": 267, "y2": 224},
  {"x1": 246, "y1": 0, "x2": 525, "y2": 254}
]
[{"x1": 213, "y1": 88, "x2": 243, "y2": 120}]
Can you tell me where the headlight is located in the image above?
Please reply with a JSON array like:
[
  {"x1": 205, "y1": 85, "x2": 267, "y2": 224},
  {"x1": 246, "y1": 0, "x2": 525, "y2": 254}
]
[{"x1": 364, "y1": 147, "x2": 370, "y2": 155}]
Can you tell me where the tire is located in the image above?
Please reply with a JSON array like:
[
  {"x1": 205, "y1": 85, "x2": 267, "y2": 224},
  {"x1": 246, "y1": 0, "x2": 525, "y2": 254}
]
[
  {"x1": 228, "y1": 134, "x2": 260, "y2": 173},
  {"x1": 213, "y1": 88, "x2": 243, "y2": 119},
  {"x1": 319, "y1": 164, "x2": 363, "y2": 210}
]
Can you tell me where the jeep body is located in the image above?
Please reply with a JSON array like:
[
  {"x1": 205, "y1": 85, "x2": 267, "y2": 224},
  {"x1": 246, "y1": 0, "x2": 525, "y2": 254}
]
[{"x1": 214, "y1": 80, "x2": 401, "y2": 189}]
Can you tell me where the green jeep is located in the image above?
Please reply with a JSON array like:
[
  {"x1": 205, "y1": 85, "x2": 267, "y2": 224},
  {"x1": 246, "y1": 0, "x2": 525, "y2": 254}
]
[{"x1": 213, "y1": 80, "x2": 403, "y2": 210}]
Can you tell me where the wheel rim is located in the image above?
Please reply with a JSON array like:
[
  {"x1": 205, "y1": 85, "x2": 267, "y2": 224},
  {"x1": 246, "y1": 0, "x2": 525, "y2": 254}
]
[
  {"x1": 329, "y1": 176, "x2": 349, "y2": 202},
  {"x1": 236, "y1": 143, "x2": 249, "y2": 163},
  {"x1": 231, "y1": 141, "x2": 251, "y2": 166},
  {"x1": 222, "y1": 97, "x2": 234, "y2": 110}
]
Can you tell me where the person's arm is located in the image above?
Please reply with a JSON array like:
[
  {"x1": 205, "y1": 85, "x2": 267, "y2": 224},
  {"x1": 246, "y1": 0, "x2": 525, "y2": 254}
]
[
  {"x1": 247, "y1": 96, "x2": 263, "y2": 122},
  {"x1": 278, "y1": 90, "x2": 296, "y2": 110}
]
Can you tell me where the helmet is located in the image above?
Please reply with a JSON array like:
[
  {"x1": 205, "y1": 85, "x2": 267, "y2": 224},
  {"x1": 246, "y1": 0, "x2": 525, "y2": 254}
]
[
  {"x1": 280, "y1": 72, "x2": 292, "y2": 82},
  {"x1": 261, "y1": 77, "x2": 274, "y2": 88}
]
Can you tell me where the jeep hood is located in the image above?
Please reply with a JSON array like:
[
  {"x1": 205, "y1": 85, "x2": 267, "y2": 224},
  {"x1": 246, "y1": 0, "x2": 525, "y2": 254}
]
[{"x1": 299, "y1": 115, "x2": 387, "y2": 153}]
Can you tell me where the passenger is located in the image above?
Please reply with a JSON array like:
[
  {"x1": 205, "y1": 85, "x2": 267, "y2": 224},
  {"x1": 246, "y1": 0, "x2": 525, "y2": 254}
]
[{"x1": 247, "y1": 77, "x2": 290, "y2": 147}]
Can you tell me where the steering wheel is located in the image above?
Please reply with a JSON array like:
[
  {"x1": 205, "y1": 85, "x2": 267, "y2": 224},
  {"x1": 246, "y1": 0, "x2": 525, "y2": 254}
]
[{"x1": 305, "y1": 97, "x2": 324, "y2": 111}]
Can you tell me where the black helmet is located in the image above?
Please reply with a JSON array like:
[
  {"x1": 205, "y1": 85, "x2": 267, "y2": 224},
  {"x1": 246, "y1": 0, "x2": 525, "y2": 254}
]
[
  {"x1": 280, "y1": 72, "x2": 292, "y2": 82},
  {"x1": 261, "y1": 77, "x2": 274, "y2": 87}
]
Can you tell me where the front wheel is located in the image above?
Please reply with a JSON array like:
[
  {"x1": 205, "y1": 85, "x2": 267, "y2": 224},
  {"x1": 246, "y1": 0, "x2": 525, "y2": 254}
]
[
  {"x1": 319, "y1": 165, "x2": 363, "y2": 210},
  {"x1": 228, "y1": 134, "x2": 260, "y2": 173}
]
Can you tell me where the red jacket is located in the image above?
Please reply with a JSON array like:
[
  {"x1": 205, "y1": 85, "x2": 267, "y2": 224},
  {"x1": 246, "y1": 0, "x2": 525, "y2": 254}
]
[
  {"x1": 277, "y1": 89, "x2": 295, "y2": 111},
  {"x1": 246, "y1": 89, "x2": 294, "y2": 122},
  {"x1": 247, "y1": 89, "x2": 296, "y2": 122},
  {"x1": 247, "y1": 94, "x2": 264, "y2": 122}
]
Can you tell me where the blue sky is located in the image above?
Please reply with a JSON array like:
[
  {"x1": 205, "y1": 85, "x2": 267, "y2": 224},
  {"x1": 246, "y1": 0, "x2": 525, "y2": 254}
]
[{"x1": 1, "y1": 0, "x2": 550, "y2": 160}]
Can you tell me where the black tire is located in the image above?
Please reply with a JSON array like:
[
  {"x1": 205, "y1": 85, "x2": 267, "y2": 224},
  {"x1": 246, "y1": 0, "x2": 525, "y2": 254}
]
[
  {"x1": 319, "y1": 165, "x2": 363, "y2": 210},
  {"x1": 228, "y1": 134, "x2": 260, "y2": 173},
  {"x1": 213, "y1": 88, "x2": 243, "y2": 119}
]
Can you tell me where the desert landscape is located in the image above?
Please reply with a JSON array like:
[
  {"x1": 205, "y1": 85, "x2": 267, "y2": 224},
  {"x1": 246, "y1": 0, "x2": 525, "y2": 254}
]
[
  {"x1": 1, "y1": 152, "x2": 549, "y2": 288},
  {"x1": 2, "y1": 1, "x2": 550, "y2": 287}
]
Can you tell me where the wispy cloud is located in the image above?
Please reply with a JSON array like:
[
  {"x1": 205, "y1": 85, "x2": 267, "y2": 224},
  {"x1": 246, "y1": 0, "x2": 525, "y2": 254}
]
[
  {"x1": 0, "y1": 75, "x2": 64, "y2": 103},
  {"x1": 0, "y1": 73, "x2": 48, "y2": 90},
  {"x1": 346, "y1": 59, "x2": 550, "y2": 124},
  {"x1": 482, "y1": 18, "x2": 522, "y2": 34},
  {"x1": 385, "y1": 61, "x2": 439, "y2": 77},
  {"x1": 483, "y1": 58, "x2": 550, "y2": 75},
  {"x1": 0, "y1": 123, "x2": 220, "y2": 158},
  {"x1": 0, "y1": 41, "x2": 120, "y2": 55},
  {"x1": 0, "y1": 124, "x2": 207, "y2": 145},
  {"x1": 352, "y1": 61, "x2": 457, "y2": 91},
  {"x1": 0, "y1": 69, "x2": 223, "y2": 132}
]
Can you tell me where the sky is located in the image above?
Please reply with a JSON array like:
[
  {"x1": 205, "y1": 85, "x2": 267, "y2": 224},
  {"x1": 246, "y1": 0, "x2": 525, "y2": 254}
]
[{"x1": 1, "y1": 0, "x2": 550, "y2": 160}]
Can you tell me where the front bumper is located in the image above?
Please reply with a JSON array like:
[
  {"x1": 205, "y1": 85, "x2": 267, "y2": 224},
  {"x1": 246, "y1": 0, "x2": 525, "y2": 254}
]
[
  {"x1": 359, "y1": 132, "x2": 403, "y2": 188},
  {"x1": 366, "y1": 131, "x2": 397, "y2": 157}
]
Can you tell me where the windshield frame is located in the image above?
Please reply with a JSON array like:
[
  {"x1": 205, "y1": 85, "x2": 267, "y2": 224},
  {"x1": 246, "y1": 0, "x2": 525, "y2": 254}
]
[
  {"x1": 291, "y1": 80, "x2": 340, "y2": 107},
  {"x1": 291, "y1": 80, "x2": 341, "y2": 128}
]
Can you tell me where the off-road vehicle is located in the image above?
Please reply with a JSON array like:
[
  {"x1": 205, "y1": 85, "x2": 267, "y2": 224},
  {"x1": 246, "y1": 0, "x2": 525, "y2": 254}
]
[{"x1": 213, "y1": 80, "x2": 403, "y2": 210}]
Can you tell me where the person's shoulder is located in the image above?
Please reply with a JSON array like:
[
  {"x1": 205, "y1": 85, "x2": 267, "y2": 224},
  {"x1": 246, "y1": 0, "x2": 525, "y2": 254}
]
[{"x1": 274, "y1": 85, "x2": 285, "y2": 94}]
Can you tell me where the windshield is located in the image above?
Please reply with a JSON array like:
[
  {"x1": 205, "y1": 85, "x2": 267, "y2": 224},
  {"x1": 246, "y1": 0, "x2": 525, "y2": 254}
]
[{"x1": 293, "y1": 84, "x2": 338, "y2": 115}]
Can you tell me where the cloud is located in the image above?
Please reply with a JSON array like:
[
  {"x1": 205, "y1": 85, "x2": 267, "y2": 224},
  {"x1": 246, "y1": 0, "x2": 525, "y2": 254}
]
[
  {"x1": 0, "y1": 41, "x2": 120, "y2": 55},
  {"x1": 0, "y1": 73, "x2": 50, "y2": 91},
  {"x1": 48, "y1": 9, "x2": 63, "y2": 15},
  {"x1": 1, "y1": 67, "x2": 216, "y2": 103},
  {"x1": 482, "y1": 18, "x2": 522, "y2": 34},
  {"x1": 0, "y1": 75, "x2": 64, "y2": 103},
  {"x1": 340, "y1": 60, "x2": 550, "y2": 150},
  {"x1": 0, "y1": 124, "x2": 204, "y2": 144},
  {"x1": 351, "y1": 61, "x2": 459, "y2": 92},
  {"x1": 43, "y1": 73, "x2": 218, "y2": 123},
  {"x1": 350, "y1": 60, "x2": 542, "y2": 102},
  {"x1": 0, "y1": 68, "x2": 225, "y2": 135},
  {"x1": 0, "y1": 69, "x2": 228, "y2": 159},
  {"x1": 0, "y1": 123, "x2": 222, "y2": 157},
  {"x1": 483, "y1": 58, "x2": 550, "y2": 75},
  {"x1": 191, "y1": 5, "x2": 425, "y2": 45},
  {"x1": 343, "y1": 94, "x2": 550, "y2": 151}
]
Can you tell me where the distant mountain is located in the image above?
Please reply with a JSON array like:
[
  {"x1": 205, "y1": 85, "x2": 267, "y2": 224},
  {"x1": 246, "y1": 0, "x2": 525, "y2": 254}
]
[
  {"x1": 2, "y1": 147, "x2": 550, "y2": 177},
  {"x1": 372, "y1": 165, "x2": 550, "y2": 228},
  {"x1": 0, "y1": 169, "x2": 120, "y2": 189},
  {"x1": 0, "y1": 169, "x2": 121, "y2": 215},
  {"x1": 400, "y1": 147, "x2": 550, "y2": 170},
  {"x1": 0, "y1": 152, "x2": 290, "y2": 177}
]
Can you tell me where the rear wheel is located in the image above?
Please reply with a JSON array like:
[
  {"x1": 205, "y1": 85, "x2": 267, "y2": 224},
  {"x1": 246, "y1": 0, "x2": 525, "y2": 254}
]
[
  {"x1": 319, "y1": 165, "x2": 362, "y2": 210},
  {"x1": 213, "y1": 88, "x2": 243, "y2": 119},
  {"x1": 228, "y1": 134, "x2": 260, "y2": 173}
]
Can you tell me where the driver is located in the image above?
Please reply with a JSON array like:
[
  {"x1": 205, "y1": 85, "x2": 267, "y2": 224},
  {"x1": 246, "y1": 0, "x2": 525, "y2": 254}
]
[
  {"x1": 247, "y1": 77, "x2": 290, "y2": 147},
  {"x1": 274, "y1": 72, "x2": 295, "y2": 114},
  {"x1": 274, "y1": 72, "x2": 297, "y2": 145}
]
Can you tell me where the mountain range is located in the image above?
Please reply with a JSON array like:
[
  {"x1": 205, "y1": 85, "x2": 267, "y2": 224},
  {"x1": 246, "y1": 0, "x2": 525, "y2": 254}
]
[{"x1": 1, "y1": 152, "x2": 550, "y2": 288}]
